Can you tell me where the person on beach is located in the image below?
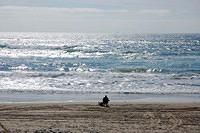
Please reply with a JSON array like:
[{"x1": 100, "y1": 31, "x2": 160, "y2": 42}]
[
  {"x1": 98, "y1": 95, "x2": 110, "y2": 107},
  {"x1": 103, "y1": 95, "x2": 110, "y2": 107}
]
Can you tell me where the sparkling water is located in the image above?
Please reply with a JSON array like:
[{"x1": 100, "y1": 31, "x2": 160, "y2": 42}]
[{"x1": 0, "y1": 33, "x2": 200, "y2": 95}]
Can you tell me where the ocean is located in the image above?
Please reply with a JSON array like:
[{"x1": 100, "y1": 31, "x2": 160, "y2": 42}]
[{"x1": 0, "y1": 32, "x2": 200, "y2": 102}]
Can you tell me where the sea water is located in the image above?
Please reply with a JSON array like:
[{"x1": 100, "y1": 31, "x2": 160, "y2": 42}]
[{"x1": 0, "y1": 33, "x2": 200, "y2": 102}]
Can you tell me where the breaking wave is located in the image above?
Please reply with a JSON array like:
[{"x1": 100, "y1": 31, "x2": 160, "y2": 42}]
[{"x1": 114, "y1": 67, "x2": 167, "y2": 73}]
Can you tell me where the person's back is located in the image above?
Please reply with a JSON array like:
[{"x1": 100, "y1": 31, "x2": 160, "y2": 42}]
[{"x1": 103, "y1": 95, "x2": 110, "y2": 107}]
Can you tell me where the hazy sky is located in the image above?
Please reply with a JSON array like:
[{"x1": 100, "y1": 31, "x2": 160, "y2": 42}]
[{"x1": 0, "y1": 0, "x2": 200, "y2": 33}]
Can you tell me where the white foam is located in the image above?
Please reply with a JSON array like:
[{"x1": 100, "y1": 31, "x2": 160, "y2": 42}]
[{"x1": 0, "y1": 71, "x2": 200, "y2": 94}]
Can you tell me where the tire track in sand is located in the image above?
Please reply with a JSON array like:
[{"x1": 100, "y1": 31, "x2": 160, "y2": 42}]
[{"x1": 162, "y1": 112, "x2": 182, "y2": 130}]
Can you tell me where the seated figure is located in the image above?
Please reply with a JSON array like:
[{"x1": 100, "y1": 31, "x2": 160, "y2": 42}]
[{"x1": 99, "y1": 95, "x2": 110, "y2": 107}]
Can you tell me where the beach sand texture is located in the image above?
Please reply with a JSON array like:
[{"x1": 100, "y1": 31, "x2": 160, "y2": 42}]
[{"x1": 0, "y1": 103, "x2": 200, "y2": 133}]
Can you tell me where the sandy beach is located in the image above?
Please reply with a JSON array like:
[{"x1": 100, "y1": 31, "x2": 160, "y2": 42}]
[{"x1": 0, "y1": 103, "x2": 200, "y2": 133}]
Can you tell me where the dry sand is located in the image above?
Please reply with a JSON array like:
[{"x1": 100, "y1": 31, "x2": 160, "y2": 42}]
[{"x1": 0, "y1": 103, "x2": 200, "y2": 133}]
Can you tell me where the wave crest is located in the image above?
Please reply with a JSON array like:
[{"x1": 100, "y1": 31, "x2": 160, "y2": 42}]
[
  {"x1": 115, "y1": 67, "x2": 165, "y2": 73},
  {"x1": 0, "y1": 72, "x2": 66, "y2": 78}
]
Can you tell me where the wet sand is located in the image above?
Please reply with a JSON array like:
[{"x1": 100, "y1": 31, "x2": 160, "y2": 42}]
[{"x1": 0, "y1": 103, "x2": 200, "y2": 133}]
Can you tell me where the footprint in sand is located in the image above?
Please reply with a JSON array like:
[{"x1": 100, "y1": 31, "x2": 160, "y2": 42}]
[{"x1": 143, "y1": 112, "x2": 161, "y2": 127}]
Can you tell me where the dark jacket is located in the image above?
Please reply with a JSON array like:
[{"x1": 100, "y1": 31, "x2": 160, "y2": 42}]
[{"x1": 103, "y1": 96, "x2": 110, "y2": 104}]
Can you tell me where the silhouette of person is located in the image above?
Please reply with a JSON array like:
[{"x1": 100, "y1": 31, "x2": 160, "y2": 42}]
[{"x1": 102, "y1": 95, "x2": 110, "y2": 107}]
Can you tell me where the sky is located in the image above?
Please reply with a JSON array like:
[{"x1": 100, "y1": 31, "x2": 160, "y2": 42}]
[{"x1": 0, "y1": 0, "x2": 200, "y2": 33}]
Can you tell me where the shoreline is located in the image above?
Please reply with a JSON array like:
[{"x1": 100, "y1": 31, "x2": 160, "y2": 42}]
[
  {"x1": 0, "y1": 91, "x2": 200, "y2": 103},
  {"x1": 0, "y1": 103, "x2": 200, "y2": 132}
]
